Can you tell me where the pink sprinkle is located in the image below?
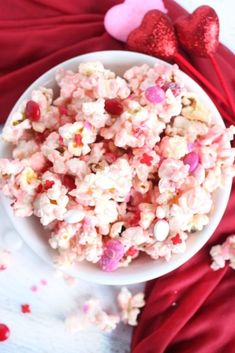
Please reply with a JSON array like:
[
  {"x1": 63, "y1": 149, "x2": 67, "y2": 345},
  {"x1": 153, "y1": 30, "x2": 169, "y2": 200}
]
[
  {"x1": 41, "y1": 279, "x2": 48, "y2": 286},
  {"x1": 31, "y1": 285, "x2": 38, "y2": 292}
]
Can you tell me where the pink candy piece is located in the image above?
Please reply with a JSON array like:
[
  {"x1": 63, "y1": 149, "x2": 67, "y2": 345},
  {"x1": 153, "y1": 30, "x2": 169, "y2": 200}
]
[
  {"x1": 100, "y1": 240, "x2": 125, "y2": 272},
  {"x1": 82, "y1": 303, "x2": 90, "y2": 313},
  {"x1": 145, "y1": 86, "x2": 165, "y2": 104},
  {"x1": 104, "y1": 0, "x2": 167, "y2": 42},
  {"x1": 30, "y1": 285, "x2": 38, "y2": 292},
  {"x1": 183, "y1": 151, "x2": 199, "y2": 172}
]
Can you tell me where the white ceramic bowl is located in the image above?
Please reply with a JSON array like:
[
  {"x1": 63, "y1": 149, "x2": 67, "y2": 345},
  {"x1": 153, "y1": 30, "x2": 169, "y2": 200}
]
[{"x1": 0, "y1": 51, "x2": 232, "y2": 285}]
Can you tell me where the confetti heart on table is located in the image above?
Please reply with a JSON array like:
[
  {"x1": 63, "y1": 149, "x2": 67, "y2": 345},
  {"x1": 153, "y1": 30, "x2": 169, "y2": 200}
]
[
  {"x1": 127, "y1": 10, "x2": 178, "y2": 60},
  {"x1": 104, "y1": 0, "x2": 167, "y2": 42},
  {"x1": 175, "y1": 5, "x2": 219, "y2": 57}
]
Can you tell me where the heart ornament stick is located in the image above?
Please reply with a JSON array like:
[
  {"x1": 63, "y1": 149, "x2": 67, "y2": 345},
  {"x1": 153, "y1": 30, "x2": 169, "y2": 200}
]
[
  {"x1": 127, "y1": 10, "x2": 234, "y2": 124},
  {"x1": 175, "y1": 5, "x2": 235, "y2": 117}
]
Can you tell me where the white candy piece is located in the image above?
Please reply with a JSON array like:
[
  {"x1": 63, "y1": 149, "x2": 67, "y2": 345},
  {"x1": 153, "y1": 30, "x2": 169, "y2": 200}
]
[
  {"x1": 153, "y1": 220, "x2": 170, "y2": 241},
  {"x1": 64, "y1": 209, "x2": 85, "y2": 224},
  {"x1": 3, "y1": 229, "x2": 23, "y2": 252}
]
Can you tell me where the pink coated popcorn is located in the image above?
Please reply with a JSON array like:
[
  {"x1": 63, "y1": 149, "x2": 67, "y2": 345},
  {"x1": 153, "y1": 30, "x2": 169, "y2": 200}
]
[
  {"x1": 117, "y1": 287, "x2": 145, "y2": 326},
  {"x1": 65, "y1": 299, "x2": 120, "y2": 333},
  {"x1": 0, "y1": 249, "x2": 11, "y2": 271},
  {"x1": 0, "y1": 61, "x2": 235, "y2": 270},
  {"x1": 210, "y1": 235, "x2": 235, "y2": 270}
]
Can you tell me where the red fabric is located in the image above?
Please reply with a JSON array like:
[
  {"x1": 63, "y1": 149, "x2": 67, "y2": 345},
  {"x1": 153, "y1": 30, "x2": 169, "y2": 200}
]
[
  {"x1": 1, "y1": 1, "x2": 235, "y2": 352},
  {"x1": 131, "y1": 2, "x2": 235, "y2": 353}
]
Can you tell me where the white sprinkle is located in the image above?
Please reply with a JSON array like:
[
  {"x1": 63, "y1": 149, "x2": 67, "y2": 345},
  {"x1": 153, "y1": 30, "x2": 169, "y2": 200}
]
[
  {"x1": 153, "y1": 220, "x2": 170, "y2": 241},
  {"x1": 63, "y1": 209, "x2": 85, "y2": 224},
  {"x1": 3, "y1": 229, "x2": 23, "y2": 252}
]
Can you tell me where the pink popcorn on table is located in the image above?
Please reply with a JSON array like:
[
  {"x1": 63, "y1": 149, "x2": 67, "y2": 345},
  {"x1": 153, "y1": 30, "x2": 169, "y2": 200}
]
[
  {"x1": 210, "y1": 235, "x2": 235, "y2": 271},
  {"x1": 65, "y1": 299, "x2": 120, "y2": 333},
  {"x1": 117, "y1": 287, "x2": 145, "y2": 326},
  {"x1": 0, "y1": 249, "x2": 11, "y2": 271}
]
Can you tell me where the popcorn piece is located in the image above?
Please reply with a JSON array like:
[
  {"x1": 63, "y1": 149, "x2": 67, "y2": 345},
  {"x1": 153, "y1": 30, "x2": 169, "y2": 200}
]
[
  {"x1": 117, "y1": 287, "x2": 145, "y2": 326},
  {"x1": 210, "y1": 235, "x2": 235, "y2": 270},
  {"x1": 85, "y1": 299, "x2": 120, "y2": 333},
  {"x1": 182, "y1": 93, "x2": 212, "y2": 123},
  {"x1": 0, "y1": 249, "x2": 11, "y2": 271}
]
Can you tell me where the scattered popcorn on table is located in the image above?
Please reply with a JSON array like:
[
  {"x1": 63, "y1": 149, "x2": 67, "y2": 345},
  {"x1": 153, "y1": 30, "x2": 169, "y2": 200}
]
[
  {"x1": 210, "y1": 235, "x2": 235, "y2": 270},
  {"x1": 117, "y1": 287, "x2": 145, "y2": 326},
  {"x1": 0, "y1": 249, "x2": 11, "y2": 271},
  {"x1": 1, "y1": 61, "x2": 235, "y2": 271},
  {"x1": 65, "y1": 299, "x2": 120, "y2": 334}
]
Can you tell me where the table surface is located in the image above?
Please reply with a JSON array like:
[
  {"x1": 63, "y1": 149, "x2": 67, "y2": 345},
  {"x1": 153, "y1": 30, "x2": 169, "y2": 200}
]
[{"x1": 0, "y1": 1, "x2": 234, "y2": 352}]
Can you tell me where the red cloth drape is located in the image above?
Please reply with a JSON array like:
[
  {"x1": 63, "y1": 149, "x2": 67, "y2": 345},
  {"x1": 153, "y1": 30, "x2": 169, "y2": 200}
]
[{"x1": 1, "y1": 1, "x2": 235, "y2": 352}]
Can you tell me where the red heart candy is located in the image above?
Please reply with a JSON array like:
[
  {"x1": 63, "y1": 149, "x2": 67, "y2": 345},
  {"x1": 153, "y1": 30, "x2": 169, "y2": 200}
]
[
  {"x1": 127, "y1": 10, "x2": 178, "y2": 60},
  {"x1": 175, "y1": 5, "x2": 219, "y2": 57}
]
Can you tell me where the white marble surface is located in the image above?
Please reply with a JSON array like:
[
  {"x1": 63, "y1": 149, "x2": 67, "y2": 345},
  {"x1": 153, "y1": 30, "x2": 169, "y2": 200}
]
[{"x1": 0, "y1": 1, "x2": 234, "y2": 352}]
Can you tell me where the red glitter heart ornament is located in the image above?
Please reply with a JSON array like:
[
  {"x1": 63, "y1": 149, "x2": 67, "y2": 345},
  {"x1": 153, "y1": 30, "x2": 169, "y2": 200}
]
[
  {"x1": 127, "y1": 10, "x2": 178, "y2": 60},
  {"x1": 175, "y1": 5, "x2": 219, "y2": 57}
]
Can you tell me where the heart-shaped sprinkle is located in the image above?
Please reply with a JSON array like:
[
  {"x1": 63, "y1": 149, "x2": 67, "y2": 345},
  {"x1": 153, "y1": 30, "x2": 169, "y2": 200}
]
[
  {"x1": 175, "y1": 5, "x2": 219, "y2": 57},
  {"x1": 127, "y1": 10, "x2": 178, "y2": 60},
  {"x1": 104, "y1": 0, "x2": 167, "y2": 42}
]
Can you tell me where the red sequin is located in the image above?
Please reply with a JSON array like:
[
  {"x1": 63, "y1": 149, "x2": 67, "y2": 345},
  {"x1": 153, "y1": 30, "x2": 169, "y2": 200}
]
[
  {"x1": 21, "y1": 304, "x2": 31, "y2": 314},
  {"x1": 171, "y1": 234, "x2": 182, "y2": 245},
  {"x1": 104, "y1": 98, "x2": 124, "y2": 115},
  {"x1": 0, "y1": 323, "x2": 10, "y2": 342},
  {"x1": 140, "y1": 153, "x2": 153, "y2": 166},
  {"x1": 74, "y1": 134, "x2": 82, "y2": 146},
  {"x1": 25, "y1": 100, "x2": 41, "y2": 122}
]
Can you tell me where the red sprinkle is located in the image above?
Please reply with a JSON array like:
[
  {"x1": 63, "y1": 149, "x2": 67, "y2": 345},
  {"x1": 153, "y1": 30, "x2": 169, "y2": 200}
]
[
  {"x1": 126, "y1": 246, "x2": 138, "y2": 257},
  {"x1": 104, "y1": 98, "x2": 124, "y2": 115},
  {"x1": 62, "y1": 175, "x2": 76, "y2": 191},
  {"x1": 140, "y1": 153, "x2": 153, "y2": 166},
  {"x1": 25, "y1": 100, "x2": 41, "y2": 122},
  {"x1": 171, "y1": 234, "x2": 182, "y2": 245},
  {"x1": 21, "y1": 304, "x2": 31, "y2": 314},
  {"x1": 0, "y1": 323, "x2": 10, "y2": 342},
  {"x1": 44, "y1": 180, "x2": 55, "y2": 190},
  {"x1": 74, "y1": 134, "x2": 82, "y2": 146}
]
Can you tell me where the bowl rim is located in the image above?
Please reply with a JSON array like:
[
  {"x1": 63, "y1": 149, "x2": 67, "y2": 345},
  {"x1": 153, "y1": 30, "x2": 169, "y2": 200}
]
[{"x1": 0, "y1": 50, "x2": 232, "y2": 285}]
